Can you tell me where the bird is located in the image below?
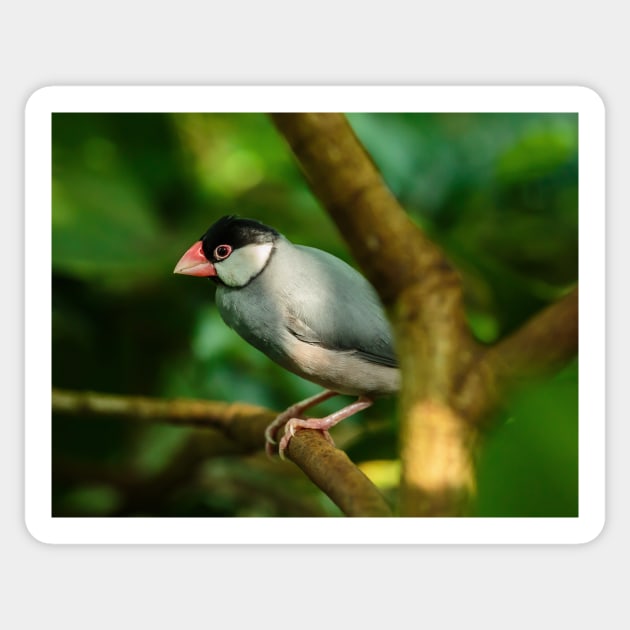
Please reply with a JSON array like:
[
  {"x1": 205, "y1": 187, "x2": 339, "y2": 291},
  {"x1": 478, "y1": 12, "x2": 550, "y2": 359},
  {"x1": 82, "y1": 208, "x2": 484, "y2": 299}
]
[{"x1": 173, "y1": 215, "x2": 399, "y2": 458}]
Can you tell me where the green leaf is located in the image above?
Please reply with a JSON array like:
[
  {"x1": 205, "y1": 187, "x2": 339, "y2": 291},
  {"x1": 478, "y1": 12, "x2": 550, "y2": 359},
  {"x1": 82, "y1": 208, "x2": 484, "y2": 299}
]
[{"x1": 475, "y1": 362, "x2": 578, "y2": 517}]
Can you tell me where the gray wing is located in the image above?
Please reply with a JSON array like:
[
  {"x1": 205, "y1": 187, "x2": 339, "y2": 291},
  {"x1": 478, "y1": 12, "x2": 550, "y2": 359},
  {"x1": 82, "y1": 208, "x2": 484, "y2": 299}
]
[{"x1": 272, "y1": 242, "x2": 398, "y2": 368}]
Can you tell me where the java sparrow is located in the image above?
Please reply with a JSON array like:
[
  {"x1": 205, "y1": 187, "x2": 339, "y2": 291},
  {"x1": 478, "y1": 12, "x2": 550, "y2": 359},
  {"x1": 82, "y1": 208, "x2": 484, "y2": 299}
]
[{"x1": 174, "y1": 216, "x2": 399, "y2": 458}]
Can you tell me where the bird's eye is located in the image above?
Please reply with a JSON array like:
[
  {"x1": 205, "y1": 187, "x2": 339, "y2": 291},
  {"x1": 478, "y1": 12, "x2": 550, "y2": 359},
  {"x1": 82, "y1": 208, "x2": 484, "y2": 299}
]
[{"x1": 213, "y1": 244, "x2": 232, "y2": 260}]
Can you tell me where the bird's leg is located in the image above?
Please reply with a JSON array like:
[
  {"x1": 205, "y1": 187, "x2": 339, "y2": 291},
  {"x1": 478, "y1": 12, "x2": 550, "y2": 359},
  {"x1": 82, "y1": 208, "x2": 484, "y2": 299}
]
[
  {"x1": 265, "y1": 390, "x2": 338, "y2": 457},
  {"x1": 278, "y1": 396, "x2": 373, "y2": 460}
]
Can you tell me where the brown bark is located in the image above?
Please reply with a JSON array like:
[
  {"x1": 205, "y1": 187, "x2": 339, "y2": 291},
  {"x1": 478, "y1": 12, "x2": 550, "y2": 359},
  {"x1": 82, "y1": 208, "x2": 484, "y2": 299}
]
[{"x1": 454, "y1": 287, "x2": 579, "y2": 423}]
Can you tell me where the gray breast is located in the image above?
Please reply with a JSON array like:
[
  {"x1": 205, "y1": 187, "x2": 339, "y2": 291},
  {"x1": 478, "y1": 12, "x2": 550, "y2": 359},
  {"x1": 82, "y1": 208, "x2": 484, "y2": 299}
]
[{"x1": 215, "y1": 237, "x2": 399, "y2": 396}]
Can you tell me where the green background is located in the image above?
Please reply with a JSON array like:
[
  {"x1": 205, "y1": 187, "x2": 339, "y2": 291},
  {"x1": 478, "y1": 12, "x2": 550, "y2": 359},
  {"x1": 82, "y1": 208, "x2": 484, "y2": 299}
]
[{"x1": 52, "y1": 112, "x2": 578, "y2": 517}]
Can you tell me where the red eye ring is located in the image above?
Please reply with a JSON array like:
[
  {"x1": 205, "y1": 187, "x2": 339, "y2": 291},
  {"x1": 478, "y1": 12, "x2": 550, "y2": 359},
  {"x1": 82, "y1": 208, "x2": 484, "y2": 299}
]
[{"x1": 213, "y1": 244, "x2": 232, "y2": 261}]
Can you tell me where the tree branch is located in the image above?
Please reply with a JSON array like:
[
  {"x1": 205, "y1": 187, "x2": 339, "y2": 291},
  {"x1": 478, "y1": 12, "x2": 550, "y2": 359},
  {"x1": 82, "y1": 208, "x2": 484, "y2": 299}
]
[
  {"x1": 284, "y1": 430, "x2": 393, "y2": 517},
  {"x1": 454, "y1": 287, "x2": 579, "y2": 423},
  {"x1": 488, "y1": 286, "x2": 579, "y2": 385},
  {"x1": 52, "y1": 388, "x2": 273, "y2": 451},
  {"x1": 52, "y1": 388, "x2": 392, "y2": 517}
]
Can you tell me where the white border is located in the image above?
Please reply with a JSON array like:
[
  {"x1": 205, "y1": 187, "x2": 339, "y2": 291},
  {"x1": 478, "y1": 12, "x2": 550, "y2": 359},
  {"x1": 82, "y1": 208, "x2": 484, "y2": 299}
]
[{"x1": 25, "y1": 86, "x2": 605, "y2": 544}]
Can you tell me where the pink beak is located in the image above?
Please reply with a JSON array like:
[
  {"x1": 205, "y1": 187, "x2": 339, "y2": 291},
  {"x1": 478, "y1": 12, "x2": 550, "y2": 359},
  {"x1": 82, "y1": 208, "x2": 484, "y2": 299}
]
[{"x1": 173, "y1": 241, "x2": 217, "y2": 277}]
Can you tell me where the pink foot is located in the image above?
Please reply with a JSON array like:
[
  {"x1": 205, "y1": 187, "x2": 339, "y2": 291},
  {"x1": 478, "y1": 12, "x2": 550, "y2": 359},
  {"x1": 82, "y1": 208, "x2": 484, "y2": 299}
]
[
  {"x1": 277, "y1": 397, "x2": 373, "y2": 460},
  {"x1": 264, "y1": 390, "x2": 337, "y2": 458}
]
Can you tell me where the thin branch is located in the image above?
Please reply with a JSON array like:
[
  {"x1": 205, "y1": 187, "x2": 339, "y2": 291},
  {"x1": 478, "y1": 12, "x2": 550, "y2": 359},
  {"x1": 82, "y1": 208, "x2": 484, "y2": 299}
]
[
  {"x1": 453, "y1": 287, "x2": 579, "y2": 423},
  {"x1": 52, "y1": 388, "x2": 273, "y2": 451},
  {"x1": 52, "y1": 388, "x2": 392, "y2": 517},
  {"x1": 284, "y1": 430, "x2": 393, "y2": 517},
  {"x1": 488, "y1": 286, "x2": 579, "y2": 385}
]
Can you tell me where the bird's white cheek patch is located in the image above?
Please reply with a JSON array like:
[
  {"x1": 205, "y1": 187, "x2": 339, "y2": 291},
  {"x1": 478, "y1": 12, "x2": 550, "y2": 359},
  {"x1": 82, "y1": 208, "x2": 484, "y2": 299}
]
[{"x1": 216, "y1": 242, "x2": 274, "y2": 287}]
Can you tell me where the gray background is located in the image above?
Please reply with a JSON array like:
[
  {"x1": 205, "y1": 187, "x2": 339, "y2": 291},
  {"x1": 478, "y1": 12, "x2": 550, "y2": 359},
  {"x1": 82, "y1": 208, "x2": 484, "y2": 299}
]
[{"x1": 4, "y1": 1, "x2": 624, "y2": 627}]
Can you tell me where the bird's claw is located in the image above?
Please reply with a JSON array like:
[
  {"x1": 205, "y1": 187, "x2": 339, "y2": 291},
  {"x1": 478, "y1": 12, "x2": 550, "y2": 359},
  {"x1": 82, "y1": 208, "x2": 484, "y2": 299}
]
[
  {"x1": 264, "y1": 411, "x2": 308, "y2": 458},
  {"x1": 264, "y1": 426, "x2": 277, "y2": 445},
  {"x1": 277, "y1": 418, "x2": 335, "y2": 460},
  {"x1": 277, "y1": 418, "x2": 300, "y2": 460}
]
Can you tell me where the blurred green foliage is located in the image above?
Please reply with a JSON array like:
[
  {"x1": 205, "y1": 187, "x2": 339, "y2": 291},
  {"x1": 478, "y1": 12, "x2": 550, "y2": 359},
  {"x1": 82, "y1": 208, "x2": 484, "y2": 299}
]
[{"x1": 52, "y1": 112, "x2": 578, "y2": 517}]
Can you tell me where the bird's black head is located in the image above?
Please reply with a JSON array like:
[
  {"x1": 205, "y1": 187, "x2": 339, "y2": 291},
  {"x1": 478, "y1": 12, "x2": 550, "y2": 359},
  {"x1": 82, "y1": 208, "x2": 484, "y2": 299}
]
[
  {"x1": 200, "y1": 215, "x2": 279, "y2": 262},
  {"x1": 176, "y1": 216, "x2": 279, "y2": 288},
  {"x1": 174, "y1": 216, "x2": 280, "y2": 287}
]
